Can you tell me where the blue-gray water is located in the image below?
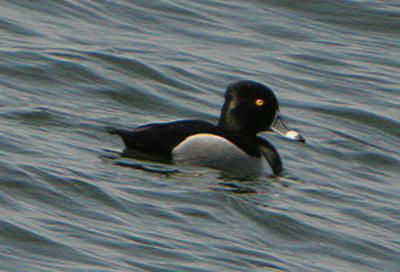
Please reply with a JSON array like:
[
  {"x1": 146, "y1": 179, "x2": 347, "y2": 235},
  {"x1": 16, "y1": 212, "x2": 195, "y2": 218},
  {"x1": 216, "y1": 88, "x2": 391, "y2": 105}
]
[{"x1": 1, "y1": 1, "x2": 400, "y2": 271}]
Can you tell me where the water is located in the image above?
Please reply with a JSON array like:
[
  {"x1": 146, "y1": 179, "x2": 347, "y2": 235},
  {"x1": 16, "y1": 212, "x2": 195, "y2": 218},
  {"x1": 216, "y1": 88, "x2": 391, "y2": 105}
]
[{"x1": 1, "y1": 0, "x2": 399, "y2": 271}]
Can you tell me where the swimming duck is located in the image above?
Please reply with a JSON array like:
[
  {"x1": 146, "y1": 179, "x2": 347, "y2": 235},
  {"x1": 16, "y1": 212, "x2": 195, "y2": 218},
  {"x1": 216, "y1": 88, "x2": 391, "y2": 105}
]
[{"x1": 108, "y1": 80, "x2": 305, "y2": 177}]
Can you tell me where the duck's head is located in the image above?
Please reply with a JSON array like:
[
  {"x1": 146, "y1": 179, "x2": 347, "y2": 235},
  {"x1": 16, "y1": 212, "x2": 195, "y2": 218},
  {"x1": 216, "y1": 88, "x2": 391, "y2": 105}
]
[{"x1": 218, "y1": 80, "x2": 305, "y2": 142}]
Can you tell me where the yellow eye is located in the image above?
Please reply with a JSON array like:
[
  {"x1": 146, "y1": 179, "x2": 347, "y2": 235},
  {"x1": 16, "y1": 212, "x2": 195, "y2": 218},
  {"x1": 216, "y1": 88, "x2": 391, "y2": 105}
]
[{"x1": 255, "y1": 99, "x2": 264, "y2": 106}]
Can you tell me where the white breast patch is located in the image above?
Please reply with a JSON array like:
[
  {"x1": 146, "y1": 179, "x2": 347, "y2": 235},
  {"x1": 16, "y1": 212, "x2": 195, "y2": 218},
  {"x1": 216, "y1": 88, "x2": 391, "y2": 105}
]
[{"x1": 172, "y1": 133, "x2": 270, "y2": 176}]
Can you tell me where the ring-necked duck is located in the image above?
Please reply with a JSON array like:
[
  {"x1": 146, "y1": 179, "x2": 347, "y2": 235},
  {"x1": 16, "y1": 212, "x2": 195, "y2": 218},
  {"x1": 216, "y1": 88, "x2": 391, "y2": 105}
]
[{"x1": 108, "y1": 80, "x2": 305, "y2": 177}]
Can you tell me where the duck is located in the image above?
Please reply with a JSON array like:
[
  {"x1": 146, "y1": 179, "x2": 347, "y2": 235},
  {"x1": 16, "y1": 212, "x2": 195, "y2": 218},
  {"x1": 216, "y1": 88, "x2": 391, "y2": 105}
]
[{"x1": 107, "y1": 80, "x2": 305, "y2": 177}]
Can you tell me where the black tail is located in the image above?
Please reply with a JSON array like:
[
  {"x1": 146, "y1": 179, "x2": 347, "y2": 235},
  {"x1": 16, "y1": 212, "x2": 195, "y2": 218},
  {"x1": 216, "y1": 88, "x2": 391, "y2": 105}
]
[
  {"x1": 106, "y1": 126, "x2": 127, "y2": 135},
  {"x1": 106, "y1": 126, "x2": 136, "y2": 146}
]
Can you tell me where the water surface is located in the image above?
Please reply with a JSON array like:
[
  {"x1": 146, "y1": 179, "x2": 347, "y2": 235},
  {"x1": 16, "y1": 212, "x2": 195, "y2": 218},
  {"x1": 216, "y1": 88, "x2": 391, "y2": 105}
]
[{"x1": 0, "y1": 0, "x2": 399, "y2": 271}]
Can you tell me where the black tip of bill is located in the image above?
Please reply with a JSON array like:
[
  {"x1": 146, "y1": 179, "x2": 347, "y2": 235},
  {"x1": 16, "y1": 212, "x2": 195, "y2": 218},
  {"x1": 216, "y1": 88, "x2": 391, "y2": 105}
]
[
  {"x1": 282, "y1": 129, "x2": 306, "y2": 143},
  {"x1": 271, "y1": 114, "x2": 306, "y2": 143}
]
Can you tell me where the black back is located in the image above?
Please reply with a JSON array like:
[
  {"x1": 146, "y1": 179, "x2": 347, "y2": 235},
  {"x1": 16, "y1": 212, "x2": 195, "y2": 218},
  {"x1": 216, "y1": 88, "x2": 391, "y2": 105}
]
[{"x1": 109, "y1": 120, "x2": 261, "y2": 159}]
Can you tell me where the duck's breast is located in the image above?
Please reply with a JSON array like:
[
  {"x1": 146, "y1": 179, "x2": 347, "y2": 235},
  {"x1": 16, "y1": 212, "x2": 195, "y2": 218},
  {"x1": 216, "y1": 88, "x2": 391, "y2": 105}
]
[{"x1": 172, "y1": 133, "x2": 270, "y2": 175}]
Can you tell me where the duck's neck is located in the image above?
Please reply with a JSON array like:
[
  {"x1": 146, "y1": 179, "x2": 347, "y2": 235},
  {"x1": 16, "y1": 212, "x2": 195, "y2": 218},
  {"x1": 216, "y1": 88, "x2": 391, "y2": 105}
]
[
  {"x1": 218, "y1": 99, "x2": 241, "y2": 131},
  {"x1": 218, "y1": 115, "x2": 239, "y2": 132},
  {"x1": 218, "y1": 99, "x2": 258, "y2": 138},
  {"x1": 218, "y1": 118, "x2": 257, "y2": 139}
]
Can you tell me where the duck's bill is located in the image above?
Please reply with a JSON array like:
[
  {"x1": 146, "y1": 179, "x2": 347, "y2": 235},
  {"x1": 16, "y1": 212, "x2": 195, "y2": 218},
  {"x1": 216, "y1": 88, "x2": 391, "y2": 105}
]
[{"x1": 271, "y1": 115, "x2": 305, "y2": 143}]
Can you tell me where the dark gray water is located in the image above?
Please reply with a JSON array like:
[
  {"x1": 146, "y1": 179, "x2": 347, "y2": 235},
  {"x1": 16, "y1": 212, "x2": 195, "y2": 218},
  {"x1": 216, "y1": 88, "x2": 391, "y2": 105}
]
[{"x1": 1, "y1": 0, "x2": 399, "y2": 271}]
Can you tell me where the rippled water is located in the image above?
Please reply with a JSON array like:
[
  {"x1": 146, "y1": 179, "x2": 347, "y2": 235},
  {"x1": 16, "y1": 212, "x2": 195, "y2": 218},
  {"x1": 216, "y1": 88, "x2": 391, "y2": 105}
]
[{"x1": 1, "y1": 0, "x2": 400, "y2": 271}]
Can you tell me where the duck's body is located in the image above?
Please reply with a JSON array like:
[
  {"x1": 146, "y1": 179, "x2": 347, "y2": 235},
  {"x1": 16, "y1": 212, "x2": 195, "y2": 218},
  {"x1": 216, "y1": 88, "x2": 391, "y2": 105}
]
[
  {"x1": 109, "y1": 119, "x2": 282, "y2": 176},
  {"x1": 108, "y1": 80, "x2": 304, "y2": 176},
  {"x1": 172, "y1": 133, "x2": 278, "y2": 176}
]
